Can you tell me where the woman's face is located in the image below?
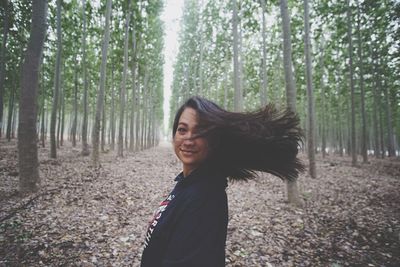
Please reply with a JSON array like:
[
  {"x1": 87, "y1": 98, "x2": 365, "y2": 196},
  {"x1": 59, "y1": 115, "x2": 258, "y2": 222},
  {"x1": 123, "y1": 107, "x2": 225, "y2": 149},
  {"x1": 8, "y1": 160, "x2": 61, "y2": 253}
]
[{"x1": 174, "y1": 107, "x2": 209, "y2": 176}]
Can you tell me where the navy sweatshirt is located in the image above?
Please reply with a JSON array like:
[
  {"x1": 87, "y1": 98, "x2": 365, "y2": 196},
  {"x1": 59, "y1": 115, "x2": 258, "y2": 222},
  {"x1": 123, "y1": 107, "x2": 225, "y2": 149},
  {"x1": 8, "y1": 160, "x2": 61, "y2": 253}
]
[{"x1": 140, "y1": 166, "x2": 228, "y2": 267}]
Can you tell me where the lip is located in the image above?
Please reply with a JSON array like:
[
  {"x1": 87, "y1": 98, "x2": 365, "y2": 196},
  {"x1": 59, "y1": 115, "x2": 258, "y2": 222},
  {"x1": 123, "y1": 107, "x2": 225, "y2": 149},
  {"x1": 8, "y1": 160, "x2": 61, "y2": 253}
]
[{"x1": 180, "y1": 149, "x2": 197, "y2": 155}]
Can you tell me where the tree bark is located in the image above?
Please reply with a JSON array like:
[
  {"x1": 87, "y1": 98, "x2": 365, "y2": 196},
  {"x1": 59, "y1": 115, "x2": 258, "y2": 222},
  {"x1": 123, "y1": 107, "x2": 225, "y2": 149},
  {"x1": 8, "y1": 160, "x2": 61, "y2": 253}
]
[
  {"x1": 280, "y1": 0, "x2": 297, "y2": 112},
  {"x1": 130, "y1": 30, "x2": 137, "y2": 152},
  {"x1": 371, "y1": 44, "x2": 380, "y2": 158},
  {"x1": 0, "y1": 0, "x2": 10, "y2": 138},
  {"x1": 6, "y1": 77, "x2": 15, "y2": 142},
  {"x1": 319, "y1": 44, "x2": 326, "y2": 158},
  {"x1": 347, "y1": 0, "x2": 357, "y2": 166},
  {"x1": 110, "y1": 64, "x2": 115, "y2": 150},
  {"x1": 50, "y1": 0, "x2": 62, "y2": 158},
  {"x1": 304, "y1": 0, "x2": 316, "y2": 178},
  {"x1": 81, "y1": 0, "x2": 90, "y2": 156},
  {"x1": 382, "y1": 63, "x2": 396, "y2": 157},
  {"x1": 92, "y1": 0, "x2": 112, "y2": 165},
  {"x1": 356, "y1": 0, "x2": 368, "y2": 163},
  {"x1": 198, "y1": 0, "x2": 204, "y2": 95},
  {"x1": 260, "y1": 0, "x2": 267, "y2": 107},
  {"x1": 232, "y1": 0, "x2": 243, "y2": 112},
  {"x1": 18, "y1": 0, "x2": 47, "y2": 194},
  {"x1": 118, "y1": 0, "x2": 132, "y2": 157},
  {"x1": 280, "y1": 0, "x2": 303, "y2": 207},
  {"x1": 101, "y1": 97, "x2": 106, "y2": 152},
  {"x1": 72, "y1": 56, "x2": 78, "y2": 147},
  {"x1": 60, "y1": 77, "x2": 65, "y2": 146}
]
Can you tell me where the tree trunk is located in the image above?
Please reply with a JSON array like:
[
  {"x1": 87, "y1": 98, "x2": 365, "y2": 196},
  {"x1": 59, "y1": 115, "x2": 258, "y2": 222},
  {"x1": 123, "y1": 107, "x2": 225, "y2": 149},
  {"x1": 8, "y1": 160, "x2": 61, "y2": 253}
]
[
  {"x1": 0, "y1": 0, "x2": 10, "y2": 138},
  {"x1": 110, "y1": 64, "x2": 115, "y2": 150},
  {"x1": 118, "y1": 0, "x2": 131, "y2": 157},
  {"x1": 125, "y1": 101, "x2": 129, "y2": 149},
  {"x1": 371, "y1": 44, "x2": 380, "y2": 158},
  {"x1": 232, "y1": 0, "x2": 243, "y2": 112},
  {"x1": 382, "y1": 66, "x2": 396, "y2": 157},
  {"x1": 129, "y1": 30, "x2": 137, "y2": 152},
  {"x1": 50, "y1": 0, "x2": 62, "y2": 158},
  {"x1": 347, "y1": 0, "x2": 357, "y2": 166},
  {"x1": 198, "y1": 0, "x2": 204, "y2": 95},
  {"x1": 81, "y1": 0, "x2": 90, "y2": 156},
  {"x1": 18, "y1": 0, "x2": 47, "y2": 194},
  {"x1": 303, "y1": 0, "x2": 316, "y2": 178},
  {"x1": 279, "y1": 0, "x2": 302, "y2": 207},
  {"x1": 40, "y1": 58, "x2": 46, "y2": 147},
  {"x1": 60, "y1": 77, "x2": 65, "y2": 146},
  {"x1": 72, "y1": 55, "x2": 78, "y2": 147},
  {"x1": 6, "y1": 79, "x2": 15, "y2": 142},
  {"x1": 356, "y1": 0, "x2": 368, "y2": 163},
  {"x1": 378, "y1": 88, "x2": 385, "y2": 158},
  {"x1": 101, "y1": 97, "x2": 106, "y2": 152},
  {"x1": 280, "y1": 0, "x2": 297, "y2": 113},
  {"x1": 135, "y1": 86, "x2": 141, "y2": 151},
  {"x1": 92, "y1": 0, "x2": 112, "y2": 165},
  {"x1": 319, "y1": 44, "x2": 326, "y2": 158},
  {"x1": 260, "y1": 0, "x2": 267, "y2": 107}
]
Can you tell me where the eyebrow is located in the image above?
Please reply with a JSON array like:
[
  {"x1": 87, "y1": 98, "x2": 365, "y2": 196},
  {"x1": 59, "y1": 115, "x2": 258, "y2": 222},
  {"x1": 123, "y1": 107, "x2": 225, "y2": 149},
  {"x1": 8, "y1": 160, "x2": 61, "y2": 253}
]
[{"x1": 178, "y1": 122, "x2": 188, "y2": 127}]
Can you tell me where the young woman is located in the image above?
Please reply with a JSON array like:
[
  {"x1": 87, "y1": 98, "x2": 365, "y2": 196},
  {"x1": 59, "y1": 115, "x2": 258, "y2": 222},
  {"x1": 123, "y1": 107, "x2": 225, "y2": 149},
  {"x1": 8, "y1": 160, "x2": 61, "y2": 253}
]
[{"x1": 140, "y1": 96, "x2": 303, "y2": 267}]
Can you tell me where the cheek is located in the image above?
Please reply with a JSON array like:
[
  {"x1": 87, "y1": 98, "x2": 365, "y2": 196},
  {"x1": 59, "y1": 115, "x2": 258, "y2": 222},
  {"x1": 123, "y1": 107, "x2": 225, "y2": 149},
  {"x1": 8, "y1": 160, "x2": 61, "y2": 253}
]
[
  {"x1": 173, "y1": 136, "x2": 180, "y2": 149},
  {"x1": 198, "y1": 139, "x2": 209, "y2": 155}
]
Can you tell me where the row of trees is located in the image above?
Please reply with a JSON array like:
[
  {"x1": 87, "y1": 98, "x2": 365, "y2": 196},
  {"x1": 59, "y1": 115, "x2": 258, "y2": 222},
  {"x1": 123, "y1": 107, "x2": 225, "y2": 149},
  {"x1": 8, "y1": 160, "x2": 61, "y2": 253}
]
[
  {"x1": 171, "y1": 0, "x2": 399, "y2": 163},
  {"x1": 0, "y1": 0, "x2": 165, "y2": 193},
  {"x1": 170, "y1": 0, "x2": 399, "y2": 205}
]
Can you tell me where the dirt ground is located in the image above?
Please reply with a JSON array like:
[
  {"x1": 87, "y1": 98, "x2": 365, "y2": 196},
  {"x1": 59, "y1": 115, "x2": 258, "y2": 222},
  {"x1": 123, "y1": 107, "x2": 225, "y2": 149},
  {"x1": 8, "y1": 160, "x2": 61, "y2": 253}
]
[{"x1": 1, "y1": 139, "x2": 400, "y2": 266}]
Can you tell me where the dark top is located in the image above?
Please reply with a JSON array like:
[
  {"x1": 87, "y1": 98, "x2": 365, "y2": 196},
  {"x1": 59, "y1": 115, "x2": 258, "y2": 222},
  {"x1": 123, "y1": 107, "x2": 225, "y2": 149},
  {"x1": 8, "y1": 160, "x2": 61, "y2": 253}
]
[{"x1": 140, "y1": 165, "x2": 228, "y2": 267}]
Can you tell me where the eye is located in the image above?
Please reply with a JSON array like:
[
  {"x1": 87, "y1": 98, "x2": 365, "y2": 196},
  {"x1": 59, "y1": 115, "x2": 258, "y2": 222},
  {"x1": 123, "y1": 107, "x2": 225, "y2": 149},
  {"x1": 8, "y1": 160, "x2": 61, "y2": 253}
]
[{"x1": 177, "y1": 127, "x2": 187, "y2": 134}]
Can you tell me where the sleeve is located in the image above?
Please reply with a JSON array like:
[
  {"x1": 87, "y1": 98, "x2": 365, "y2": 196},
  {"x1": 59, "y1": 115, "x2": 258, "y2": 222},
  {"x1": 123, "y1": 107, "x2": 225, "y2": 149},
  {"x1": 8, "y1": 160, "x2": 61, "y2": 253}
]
[{"x1": 161, "y1": 190, "x2": 228, "y2": 267}]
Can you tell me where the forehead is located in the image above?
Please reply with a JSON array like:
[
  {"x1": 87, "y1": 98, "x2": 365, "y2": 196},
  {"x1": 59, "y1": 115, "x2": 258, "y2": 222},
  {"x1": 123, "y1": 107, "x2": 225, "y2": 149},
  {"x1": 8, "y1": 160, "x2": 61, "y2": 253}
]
[{"x1": 178, "y1": 107, "x2": 199, "y2": 126}]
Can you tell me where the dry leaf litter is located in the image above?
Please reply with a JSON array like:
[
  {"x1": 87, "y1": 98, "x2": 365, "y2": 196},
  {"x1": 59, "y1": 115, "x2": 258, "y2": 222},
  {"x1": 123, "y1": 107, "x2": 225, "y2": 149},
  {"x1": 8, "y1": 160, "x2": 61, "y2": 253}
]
[{"x1": 1, "y1": 140, "x2": 399, "y2": 266}]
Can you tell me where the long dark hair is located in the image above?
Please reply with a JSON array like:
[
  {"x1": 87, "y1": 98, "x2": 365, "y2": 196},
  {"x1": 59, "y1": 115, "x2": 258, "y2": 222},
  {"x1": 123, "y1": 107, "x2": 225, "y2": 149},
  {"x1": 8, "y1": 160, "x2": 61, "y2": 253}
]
[{"x1": 172, "y1": 96, "x2": 304, "y2": 181}]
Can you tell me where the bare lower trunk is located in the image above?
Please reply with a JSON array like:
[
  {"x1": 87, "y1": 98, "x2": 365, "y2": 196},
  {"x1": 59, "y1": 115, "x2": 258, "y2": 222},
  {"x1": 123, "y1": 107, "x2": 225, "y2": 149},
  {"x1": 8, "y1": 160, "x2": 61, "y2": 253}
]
[
  {"x1": 117, "y1": 0, "x2": 132, "y2": 157},
  {"x1": 0, "y1": 0, "x2": 10, "y2": 138},
  {"x1": 347, "y1": 0, "x2": 357, "y2": 166},
  {"x1": 280, "y1": 0, "x2": 303, "y2": 207},
  {"x1": 18, "y1": 0, "x2": 47, "y2": 194},
  {"x1": 81, "y1": 0, "x2": 90, "y2": 156},
  {"x1": 50, "y1": 0, "x2": 62, "y2": 158},
  {"x1": 92, "y1": 0, "x2": 112, "y2": 165},
  {"x1": 232, "y1": 0, "x2": 242, "y2": 112},
  {"x1": 304, "y1": 0, "x2": 316, "y2": 178}
]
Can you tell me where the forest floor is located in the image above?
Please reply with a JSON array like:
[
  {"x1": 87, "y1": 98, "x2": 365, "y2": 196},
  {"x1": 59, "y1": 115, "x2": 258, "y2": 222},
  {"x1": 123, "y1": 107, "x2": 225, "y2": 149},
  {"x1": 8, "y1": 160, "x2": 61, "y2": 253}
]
[{"x1": 0, "y1": 139, "x2": 400, "y2": 267}]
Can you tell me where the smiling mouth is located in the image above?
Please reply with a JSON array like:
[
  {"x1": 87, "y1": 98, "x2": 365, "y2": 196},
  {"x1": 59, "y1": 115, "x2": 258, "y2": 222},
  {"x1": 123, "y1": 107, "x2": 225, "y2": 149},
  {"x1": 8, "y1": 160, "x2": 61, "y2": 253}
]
[{"x1": 181, "y1": 150, "x2": 197, "y2": 155}]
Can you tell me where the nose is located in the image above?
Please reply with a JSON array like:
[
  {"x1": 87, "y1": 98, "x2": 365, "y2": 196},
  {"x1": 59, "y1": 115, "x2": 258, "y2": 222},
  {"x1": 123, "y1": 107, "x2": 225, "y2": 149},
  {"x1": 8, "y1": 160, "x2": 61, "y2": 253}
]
[
  {"x1": 181, "y1": 131, "x2": 195, "y2": 145},
  {"x1": 182, "y1": 136, "x2": 195, "y2": 145}
]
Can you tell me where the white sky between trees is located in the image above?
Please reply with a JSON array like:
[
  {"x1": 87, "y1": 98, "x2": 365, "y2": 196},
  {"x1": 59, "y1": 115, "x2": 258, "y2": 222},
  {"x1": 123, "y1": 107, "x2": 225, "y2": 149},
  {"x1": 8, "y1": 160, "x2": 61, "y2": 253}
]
[{"x1": 161, "y1": 0, "x2": 184, "y2": 137}]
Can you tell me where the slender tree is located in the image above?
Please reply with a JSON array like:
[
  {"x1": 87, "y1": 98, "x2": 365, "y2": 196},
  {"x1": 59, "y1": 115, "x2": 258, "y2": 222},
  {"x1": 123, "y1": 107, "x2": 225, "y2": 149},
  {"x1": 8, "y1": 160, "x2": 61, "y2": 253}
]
[
  {"x1": 18, "y1": 0, "x2": 47, "y2": 194},
  {"x1": 81, "y1": 0, "x2": 90, "y2": 156},
  {"x1": 129, "y1": 27, "x2": 137, "y2": 152},
  {"x1": 356, "y1": 0, "x2": 368, "y2": 163},
  {"x1": 304, "y1": 0, "x2": 316, "y2": 178},
  {"x1": 92, "y1": 0, "x2": 112, "y2": 165},
  {"x1": 280, "y1": 0, "x2": 302, "y2": 206},
  {"x1": 50, "y1": 0, "x2": 62, "y2": 158},
  {"x1": 382, "y1": 59, "x2": 396, "y2": 157},
  {"x1": 110, "y1": 63, "x2": 115, "y2": 150},
  {"x1": 232, "y1": 0, "x2": 243, "y2": 112},
  {"x1": 0, "y1": 0, "x2": 10, "y2": 138},
  {"x1": 71, "y1": 55, "x2": 78, "y2": 147},
  {"x1": 347, "y1": 0, "x2": 357, "y2": 166},
  {"x1": 260, "y1": 0, "x2": 268, "y2": 107},
  {"x1": 118, "y1": 0, "x2": 132, "y2": 157},
  {"x1": 319, "y1": 43, "x2": 327, "y2": 158}
]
